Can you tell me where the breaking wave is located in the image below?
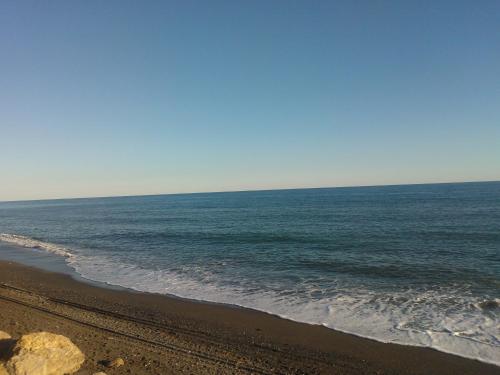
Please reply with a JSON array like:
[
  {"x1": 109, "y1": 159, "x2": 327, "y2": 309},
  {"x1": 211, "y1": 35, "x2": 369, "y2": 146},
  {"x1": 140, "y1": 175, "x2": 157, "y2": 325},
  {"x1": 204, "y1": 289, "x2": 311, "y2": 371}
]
[
  {"x1": 0, "y1": 233, "x2": 73, "y2": 258},
  {"x1": 0, "y1": 233, "x2": 499, "y2": 366}
]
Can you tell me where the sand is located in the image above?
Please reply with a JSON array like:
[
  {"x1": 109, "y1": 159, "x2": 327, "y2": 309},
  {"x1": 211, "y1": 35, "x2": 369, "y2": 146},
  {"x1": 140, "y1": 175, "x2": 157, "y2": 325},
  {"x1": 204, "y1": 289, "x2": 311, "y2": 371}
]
[{"x1": 0, "y1": 260, "x2": 498, "y2": 375}]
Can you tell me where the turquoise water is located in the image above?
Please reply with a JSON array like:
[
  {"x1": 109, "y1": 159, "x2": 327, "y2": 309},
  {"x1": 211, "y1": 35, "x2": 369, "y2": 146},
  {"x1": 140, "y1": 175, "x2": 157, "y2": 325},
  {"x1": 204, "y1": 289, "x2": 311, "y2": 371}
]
[{"x1": 0, "y1": 182, "x2": 499, "y2": 364}]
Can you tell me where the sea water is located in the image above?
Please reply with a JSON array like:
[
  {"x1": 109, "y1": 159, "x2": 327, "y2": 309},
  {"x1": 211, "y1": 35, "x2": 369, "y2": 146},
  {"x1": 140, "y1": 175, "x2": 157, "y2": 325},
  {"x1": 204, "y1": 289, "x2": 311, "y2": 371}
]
[{"x1": 0, "y1": 182, "x2": 499, "y2": 365}]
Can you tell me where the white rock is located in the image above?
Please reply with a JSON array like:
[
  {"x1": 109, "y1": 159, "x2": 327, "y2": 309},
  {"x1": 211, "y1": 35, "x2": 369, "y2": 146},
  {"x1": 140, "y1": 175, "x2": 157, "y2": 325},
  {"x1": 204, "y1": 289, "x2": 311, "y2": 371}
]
[{"x1": 7, "y1": 332, "x2": 85, "y2": 375}]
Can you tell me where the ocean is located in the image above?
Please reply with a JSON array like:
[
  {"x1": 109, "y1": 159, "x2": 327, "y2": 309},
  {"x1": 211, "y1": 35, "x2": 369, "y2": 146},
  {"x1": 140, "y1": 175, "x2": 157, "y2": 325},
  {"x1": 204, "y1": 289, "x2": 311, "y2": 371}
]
[{"x1": 0, "y1": 182, "x2": 499, "y2": 365}]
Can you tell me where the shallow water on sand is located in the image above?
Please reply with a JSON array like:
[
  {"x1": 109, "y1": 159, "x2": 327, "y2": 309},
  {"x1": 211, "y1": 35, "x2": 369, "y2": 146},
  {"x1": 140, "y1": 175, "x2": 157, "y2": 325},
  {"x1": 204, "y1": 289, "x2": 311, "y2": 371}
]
[{"x1": 0, "y1": 182, "x2": 499, "y2": 365}]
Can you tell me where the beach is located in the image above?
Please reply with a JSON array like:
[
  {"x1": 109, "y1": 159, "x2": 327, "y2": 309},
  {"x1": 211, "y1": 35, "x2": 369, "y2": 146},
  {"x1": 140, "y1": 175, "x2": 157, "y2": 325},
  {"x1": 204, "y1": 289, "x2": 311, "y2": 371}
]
[
  {"x1": 1, "y1": 184, "x2": 499, "y2": 367},
  {"x1": 2, "y1": 1, "x2": 499, "y2": 373},
  {"x1": 0, "y1": 260, "x2": 498, "y2": 375}
]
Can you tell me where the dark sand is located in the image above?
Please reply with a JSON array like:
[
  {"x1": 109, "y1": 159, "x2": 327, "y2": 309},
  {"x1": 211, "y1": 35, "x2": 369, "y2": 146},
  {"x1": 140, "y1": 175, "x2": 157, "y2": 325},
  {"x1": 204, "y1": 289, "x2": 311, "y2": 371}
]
[{"x1": 0, "y1": 261, "x2": 498, "y2": 375}]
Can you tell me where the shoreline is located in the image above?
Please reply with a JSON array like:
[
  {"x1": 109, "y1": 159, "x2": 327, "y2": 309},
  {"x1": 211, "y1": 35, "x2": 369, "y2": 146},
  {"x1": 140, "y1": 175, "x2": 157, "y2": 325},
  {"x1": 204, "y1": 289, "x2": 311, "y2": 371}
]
[
  {"x1": 1, "y1": 240, "x2": 499, "y2": 368},
  {"x1": 0, "y1": 260, "x2": 498, "y2": 374}
]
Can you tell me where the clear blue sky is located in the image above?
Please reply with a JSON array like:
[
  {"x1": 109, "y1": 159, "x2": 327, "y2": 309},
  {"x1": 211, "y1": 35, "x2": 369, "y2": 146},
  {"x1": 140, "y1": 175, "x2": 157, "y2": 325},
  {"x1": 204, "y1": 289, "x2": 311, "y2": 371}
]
[{"x1": 1, "y1": 1, "x2": 499, "y2": 200}]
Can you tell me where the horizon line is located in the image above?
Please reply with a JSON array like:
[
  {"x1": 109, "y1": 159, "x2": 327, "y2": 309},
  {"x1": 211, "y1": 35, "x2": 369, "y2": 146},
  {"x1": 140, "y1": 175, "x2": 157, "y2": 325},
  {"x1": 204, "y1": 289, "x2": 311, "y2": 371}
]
[{"x1": 1, "y1": 179, "x2": 498, "y2": 204}]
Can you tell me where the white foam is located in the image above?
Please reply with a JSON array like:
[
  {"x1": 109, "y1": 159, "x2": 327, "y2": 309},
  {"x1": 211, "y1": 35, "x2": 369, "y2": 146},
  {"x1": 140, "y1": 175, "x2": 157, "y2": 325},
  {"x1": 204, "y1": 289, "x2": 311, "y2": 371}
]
[
  {"x1": 1, "y1": 233, "x2": 499, "y2": 366},
  {"x1": 0, "y1": 233, "x2": 73, "y2": 258},
  {"x1": 70, "y1": 255, "x2": 500, "y2": 366}
]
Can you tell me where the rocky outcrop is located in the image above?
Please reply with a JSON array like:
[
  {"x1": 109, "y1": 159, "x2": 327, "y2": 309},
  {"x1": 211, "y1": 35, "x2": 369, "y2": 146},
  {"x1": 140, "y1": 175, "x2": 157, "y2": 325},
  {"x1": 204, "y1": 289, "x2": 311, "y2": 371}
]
[
  {"x1": 6, "y1": 332, "x2": 85, "y2": 375},
  {"x1": 0, "y1": 363, "x2": 8, "y2": 375}
]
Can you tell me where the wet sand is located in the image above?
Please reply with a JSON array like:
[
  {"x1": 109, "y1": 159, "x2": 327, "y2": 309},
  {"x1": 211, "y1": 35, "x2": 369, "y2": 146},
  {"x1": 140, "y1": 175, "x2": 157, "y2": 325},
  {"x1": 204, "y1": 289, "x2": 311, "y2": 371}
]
[{"x1": 0, "y1": 260, "x2": 498, "y2": 375}]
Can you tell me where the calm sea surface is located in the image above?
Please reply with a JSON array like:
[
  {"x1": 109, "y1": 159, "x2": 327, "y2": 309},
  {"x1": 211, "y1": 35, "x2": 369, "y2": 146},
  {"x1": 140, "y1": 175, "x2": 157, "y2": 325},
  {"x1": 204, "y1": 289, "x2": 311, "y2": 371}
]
[{"x1": 0, "y1": 182, "x2": 499, "y2": 364}]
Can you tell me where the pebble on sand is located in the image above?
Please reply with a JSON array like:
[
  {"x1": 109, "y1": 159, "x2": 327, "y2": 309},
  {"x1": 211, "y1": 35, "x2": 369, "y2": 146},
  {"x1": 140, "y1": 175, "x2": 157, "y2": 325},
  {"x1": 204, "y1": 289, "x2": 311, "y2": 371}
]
[{"x1": 106, "y1": 357, "x2": 125, "y2": 368}]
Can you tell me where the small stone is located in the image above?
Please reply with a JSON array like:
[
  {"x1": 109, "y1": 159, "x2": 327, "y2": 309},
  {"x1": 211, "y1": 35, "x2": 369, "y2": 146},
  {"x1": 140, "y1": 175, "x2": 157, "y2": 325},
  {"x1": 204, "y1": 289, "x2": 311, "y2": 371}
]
[
  {"x1": 7, "y1": 332, "x2": 85, "y2": 375},
  {"x1": 0, "y1": 332, "x2": 10, "y2": 340},
  {"x1": 107, "y1": 357, "x2": 125, "y2": 368},
  {"x1": 92, "y1": 372, "x2": 107, "y2": 375}
]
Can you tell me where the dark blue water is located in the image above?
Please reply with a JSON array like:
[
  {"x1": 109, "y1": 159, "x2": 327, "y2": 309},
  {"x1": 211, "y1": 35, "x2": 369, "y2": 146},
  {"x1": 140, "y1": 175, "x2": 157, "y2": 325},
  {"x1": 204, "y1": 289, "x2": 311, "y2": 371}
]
[{"x1": 0, "y1": 182, "x2": 499, "y2": 364}]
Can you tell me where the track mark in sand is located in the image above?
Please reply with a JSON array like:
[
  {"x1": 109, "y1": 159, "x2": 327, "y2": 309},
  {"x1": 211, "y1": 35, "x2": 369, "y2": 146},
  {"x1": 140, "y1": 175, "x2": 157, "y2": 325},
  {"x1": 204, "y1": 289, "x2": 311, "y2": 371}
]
[
  {"x1": 0, "y1": 282, "x2": 350, "y2": 374},
  {"x1": 0, "y1": 284, "x2": 277, "y2": 375}
]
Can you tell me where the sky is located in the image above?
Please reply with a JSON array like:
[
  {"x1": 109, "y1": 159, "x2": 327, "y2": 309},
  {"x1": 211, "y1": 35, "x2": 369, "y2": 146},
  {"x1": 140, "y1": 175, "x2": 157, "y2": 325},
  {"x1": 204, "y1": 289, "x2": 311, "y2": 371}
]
[{"x1": 1, "y1": 1, "x2": 499, "y2": 201}]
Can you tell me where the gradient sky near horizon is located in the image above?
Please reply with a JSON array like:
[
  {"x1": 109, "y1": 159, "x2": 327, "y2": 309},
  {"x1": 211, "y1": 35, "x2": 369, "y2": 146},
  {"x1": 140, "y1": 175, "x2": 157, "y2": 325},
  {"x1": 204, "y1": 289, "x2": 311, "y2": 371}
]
[{"x1": 1, "y1": 1, "x2": 499, "y2": 201}]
